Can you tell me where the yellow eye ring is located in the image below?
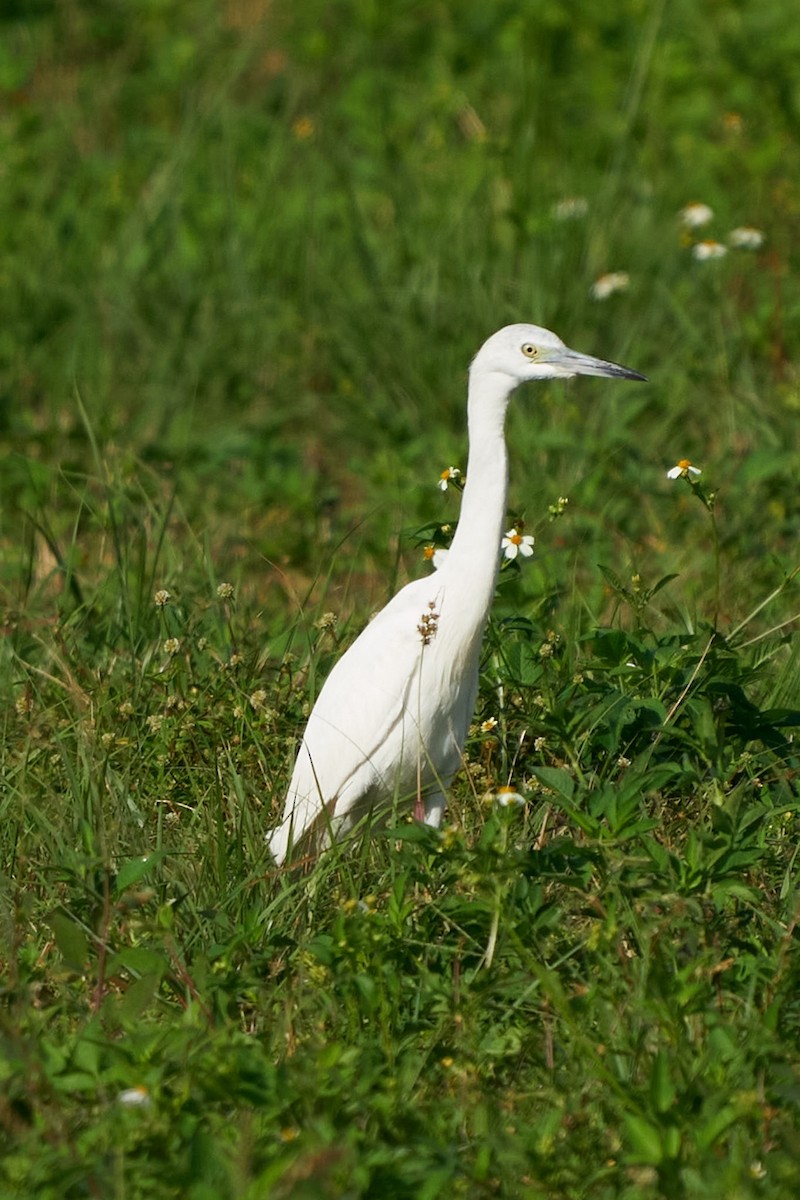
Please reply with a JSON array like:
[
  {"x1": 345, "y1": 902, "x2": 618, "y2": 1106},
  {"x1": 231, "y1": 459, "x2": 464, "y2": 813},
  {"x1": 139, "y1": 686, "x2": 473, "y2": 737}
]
[{"x1": 521, "y1": 343, "x2": 538, "y2": 359}]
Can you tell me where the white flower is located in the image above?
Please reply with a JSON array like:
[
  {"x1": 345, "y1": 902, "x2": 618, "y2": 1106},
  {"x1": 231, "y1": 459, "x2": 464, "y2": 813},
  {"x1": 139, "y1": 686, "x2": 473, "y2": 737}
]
[
  {"x1": 153, "y1": 589, "x2": 171, "y2": 607},
  {"x1": 680, "y1": 202, "x2": 714, "y2": 228},
  {"x1": 590, "y1": 271, "x2": 630, "y2": 300},
  {"x1": 480, "y1": 717, "x2": 498, "y2": 733},
  {"x1": 692, "y1": 240, "x2": 727, "y2": 261},
  {"x1": 501, "y1": 528, "x2": 535, "y2": 560},
  {"x1": 438, "y1": 466, "x2": 461, "y2": 491},
  {"x1": 423, "y1": 544, "x2": 449, "y2": 570},
  {"x1": 552, "y1": 196, "x2": 589, "y2": 221},
  {"x1": 666, "y1": 459, "x2": 702, "y2": 479},
  {"x1": 163, "y1": 638, "x2": 181, "y2": 656},
  {"x1": 118, "y1": 1086, "x2": 151, "y2": 1108},
  {"x1": 495, "y1": 786, "x2": 525, "y2": 808},
  {"x1": 216, "y1": 582, "x2": 235, "y2": 600},
  {"x1": 728, "y1": 226, "x2": 764, "y2": 249}
]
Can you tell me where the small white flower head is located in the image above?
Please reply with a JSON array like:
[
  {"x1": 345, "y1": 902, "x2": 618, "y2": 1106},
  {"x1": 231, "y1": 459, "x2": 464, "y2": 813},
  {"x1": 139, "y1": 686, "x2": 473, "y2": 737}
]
[
  {"x1": 666, "y1": 458, "x2": 702, "y2": 480},
  {"x1": 153, "y1": 589, "x2": 171, "y2": 608},
  {"x1": 495, "y1": 785, "x2": 526, "y2": 808},
  {"x1": 501, "y1": 526, "x2": 535, "y2": 560},
  {"x1": 423, "y1": 544, "x2": 449, "y2": 570},
  {"x1": 728, "y1": 226, "x2": 764, "y2": 249},
  {"x1": 118, "y1": 1085, "x2": 151, "y2": 1108},
  {"x1": 552, "y1": 196, "x2": 589, "y2": 221},
  {"x1": 438, "y1": 466, "x2": 461, "y2": 491},
  {"x1": 480, "y1": 717, "x2": 498, "y2": 733},
  {"x1": 216, "y1": 582, "x2": 235, "y2": 601},
  {"x1": 590, "y1": 271, "x2": 630, "y2": 300},
  {"x1": 692, "y1": 240, "x2": 727, "y2": 261},
  {"x1": 163, "y1": 637, "x2": 181, "y2": 656},
  {"x1": 680, "y1": 202, "x2": 714, "y2": 228}
]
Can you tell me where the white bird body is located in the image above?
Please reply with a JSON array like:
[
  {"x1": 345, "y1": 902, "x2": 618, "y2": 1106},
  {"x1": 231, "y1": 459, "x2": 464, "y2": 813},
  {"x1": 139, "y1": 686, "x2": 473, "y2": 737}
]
[{"x1": 268, "y1": 324, "x2": 645, "y2": 863}]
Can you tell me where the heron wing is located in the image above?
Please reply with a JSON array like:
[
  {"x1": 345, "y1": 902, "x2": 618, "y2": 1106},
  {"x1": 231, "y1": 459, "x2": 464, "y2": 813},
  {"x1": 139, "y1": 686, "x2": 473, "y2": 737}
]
[{"x1": 268, "y1": 576, "x2": 442, "y2": 861}]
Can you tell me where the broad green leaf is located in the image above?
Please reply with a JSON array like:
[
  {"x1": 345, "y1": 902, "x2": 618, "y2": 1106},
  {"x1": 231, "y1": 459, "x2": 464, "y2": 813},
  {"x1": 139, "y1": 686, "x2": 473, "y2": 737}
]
[
  {"x1": 623, "y1": 1114, "x2": 663, "y2": 1164},
  {"x1": 50, "y1": 912, "x2": 89, "y2": 971}
]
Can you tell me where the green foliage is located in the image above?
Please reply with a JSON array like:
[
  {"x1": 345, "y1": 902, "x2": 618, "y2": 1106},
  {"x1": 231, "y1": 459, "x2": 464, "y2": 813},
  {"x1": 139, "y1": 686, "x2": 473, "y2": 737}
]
[{"x1": 2, "y1": 0, "x2": 800, "y2": 1196}]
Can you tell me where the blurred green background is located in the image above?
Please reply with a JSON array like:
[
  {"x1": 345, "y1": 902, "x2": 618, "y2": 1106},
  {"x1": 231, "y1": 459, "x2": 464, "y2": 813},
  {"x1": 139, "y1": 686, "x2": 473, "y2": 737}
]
[{"x1": 2, "y1": 0, "x2": 799, "y2": 626}]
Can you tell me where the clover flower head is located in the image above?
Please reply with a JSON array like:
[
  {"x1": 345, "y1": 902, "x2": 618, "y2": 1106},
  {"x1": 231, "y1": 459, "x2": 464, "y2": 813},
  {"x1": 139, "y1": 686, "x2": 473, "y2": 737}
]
[
  {"x1": 693, "y1": 240, "x2": 727, "y2": 261},
  {"x1": 216, "y1": 582, "x2": 235, "y2": 601},
  {"x1": 680, "y1": 202, "x2": 714, "y2": 228},
  {"x1": 590, "y1": 271, "x2": 630, "y2": 300},
  {"x1": 667, "y1": 459, "x2": 702, "y2": 480},
  {"x1": 163, "y1": 638, "x2": 181, "y2": 656},
  {"x1": 501, "y1": 526, "x2": 535, "y2": 560},
  {"x1": 153, "y1": 589, "x2": 171, "y2": 607}
]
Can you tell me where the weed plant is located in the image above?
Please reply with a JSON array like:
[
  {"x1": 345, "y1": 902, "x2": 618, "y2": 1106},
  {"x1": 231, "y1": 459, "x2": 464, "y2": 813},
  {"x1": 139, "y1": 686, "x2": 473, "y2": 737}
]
[{"x1": 1, "y1": 1, "x2": 800, "y2": 1197}]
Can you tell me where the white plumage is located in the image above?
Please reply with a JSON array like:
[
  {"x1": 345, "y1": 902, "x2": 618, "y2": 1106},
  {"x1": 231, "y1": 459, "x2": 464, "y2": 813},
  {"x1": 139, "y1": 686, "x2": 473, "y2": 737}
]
[{"x1": 269, "y1": 323, "x2": 645, "y2": 863}]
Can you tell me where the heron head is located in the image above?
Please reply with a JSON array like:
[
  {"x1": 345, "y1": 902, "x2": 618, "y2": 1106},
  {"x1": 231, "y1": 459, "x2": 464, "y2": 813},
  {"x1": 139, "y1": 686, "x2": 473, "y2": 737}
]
[{"x1": 471, "y1": 323, "x2": 647, "y2": 385}]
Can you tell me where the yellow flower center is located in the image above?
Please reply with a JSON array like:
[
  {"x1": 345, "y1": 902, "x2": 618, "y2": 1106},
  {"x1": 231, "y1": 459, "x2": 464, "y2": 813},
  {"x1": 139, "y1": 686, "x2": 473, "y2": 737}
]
[
  {"x1": 510, "y1": 533, "x2": 522, "y2": 545},
  {"x1": 677, "y1": 458, "x2": 692, "y2": 470}
]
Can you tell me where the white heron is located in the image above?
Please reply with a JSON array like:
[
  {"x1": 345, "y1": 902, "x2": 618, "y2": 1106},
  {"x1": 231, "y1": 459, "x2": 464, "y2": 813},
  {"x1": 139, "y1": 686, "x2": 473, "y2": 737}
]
[{"x1": 268, "y1": 323, "x2": 645, "y2": 864}]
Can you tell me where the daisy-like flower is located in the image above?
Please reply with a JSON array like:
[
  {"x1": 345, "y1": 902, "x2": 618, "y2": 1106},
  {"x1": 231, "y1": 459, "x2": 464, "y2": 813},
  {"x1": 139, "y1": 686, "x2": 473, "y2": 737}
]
[
  {"x1": 292, "y1": 116, "x2": 315, "y2": 140},
  {"x1": 680, "y1": 202, "x2": 714, "y2": 228},
  {"x1": 590, "y1": 271, "x2": 630, "y2": 301},
  {"x1": 692, "y1": 240, "x2": 727, "y2": 261},
  {"x1": 728, "y1": 226, "x2": 764, "y2": 249},
  {"x1": 501, "y1": 526, "x2": 535, "y2": 560},
  {"x1": 552, "y1": 196, "x2": 589, "y2": 221},
  {"x1": 495, "y1": 785, "x2": 526, "y2": 808},
  {"x1": 438, "y1": 466, "x2": 461, "y2": 491},
  {"x1": 118, "y1": 1086, "x2": 151, "y2": 1108},
  {"x1": 423, "y1": 544, "x2": 449, "y2": 570},
  {"x1": 666, "y1": 459, "x2": 702, "y2": 480},
  {"x1": 480, "y1": 717, "x2": 498, "y2": 733}
]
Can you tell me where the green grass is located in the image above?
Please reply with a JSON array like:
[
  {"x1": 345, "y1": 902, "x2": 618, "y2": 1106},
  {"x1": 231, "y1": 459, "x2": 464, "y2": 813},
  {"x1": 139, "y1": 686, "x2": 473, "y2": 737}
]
[{"x1": 2, "y1": 1, "x2": 800, "y2": 1196}]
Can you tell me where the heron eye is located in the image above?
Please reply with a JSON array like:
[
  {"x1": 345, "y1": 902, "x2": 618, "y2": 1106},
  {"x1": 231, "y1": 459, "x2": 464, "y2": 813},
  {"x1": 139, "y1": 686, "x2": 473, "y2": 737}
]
[{"x1": 521, "y1": 343, "x2": 538, "y2": 359}]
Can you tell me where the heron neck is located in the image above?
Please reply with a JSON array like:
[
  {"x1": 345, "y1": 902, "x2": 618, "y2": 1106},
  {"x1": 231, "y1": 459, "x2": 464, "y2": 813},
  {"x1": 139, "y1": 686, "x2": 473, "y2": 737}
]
[{"x1": 443, "y1": 370, "x2": 513, "y2": 596}]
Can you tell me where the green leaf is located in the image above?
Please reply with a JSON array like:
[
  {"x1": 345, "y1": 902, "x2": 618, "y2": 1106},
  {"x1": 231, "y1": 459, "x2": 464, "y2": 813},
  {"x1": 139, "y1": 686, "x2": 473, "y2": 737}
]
[
  {"x1": 117, "y1": 974, "x2": 163, "y2": 1024},
  {"x1": 50, "y1": 912, "x2": 89, "y2": 970},
  {"x1": 650, "y1": 1050, "x2": 676, "y2": 1114},
  {"x1": 623, "y1": 1114, "x2": 663, "y2": 1164},
  {"x1": 115, "y1": 850, "x2": 169, "y2": 893},
  {"x1": 530, "y1": 766, "x2": 575, "y2": 801},
  {"x1": 696, "y1": 1105, "x2": 739, "y2": 1150}
]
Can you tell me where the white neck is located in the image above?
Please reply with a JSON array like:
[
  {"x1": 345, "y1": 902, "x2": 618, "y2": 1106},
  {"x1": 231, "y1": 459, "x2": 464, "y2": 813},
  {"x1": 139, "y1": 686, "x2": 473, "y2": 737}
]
[{"x1": 439, "y1": 368, "x2": 515, "y2": 615}]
